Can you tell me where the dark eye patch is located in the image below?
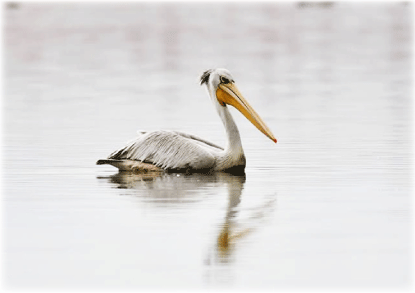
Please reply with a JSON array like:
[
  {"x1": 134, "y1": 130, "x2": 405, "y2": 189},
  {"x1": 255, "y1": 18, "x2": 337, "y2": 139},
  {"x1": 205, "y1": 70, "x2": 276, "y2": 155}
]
[{"x1": 220, "y1": 76, "x2": 230, "y2": 84}]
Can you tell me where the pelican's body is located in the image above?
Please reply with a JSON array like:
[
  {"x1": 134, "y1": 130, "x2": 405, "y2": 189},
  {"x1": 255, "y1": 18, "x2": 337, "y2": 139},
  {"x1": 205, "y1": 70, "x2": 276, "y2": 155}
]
[{"x1": 97, "y1": 68, "x2": 276, "y2": 174}]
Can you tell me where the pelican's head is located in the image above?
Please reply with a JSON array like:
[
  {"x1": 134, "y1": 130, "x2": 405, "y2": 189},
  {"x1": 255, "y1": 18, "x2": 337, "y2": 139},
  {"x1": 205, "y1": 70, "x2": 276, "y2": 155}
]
[{"x1": 200, "y1": 68, "x2": 277, "y2": 143}]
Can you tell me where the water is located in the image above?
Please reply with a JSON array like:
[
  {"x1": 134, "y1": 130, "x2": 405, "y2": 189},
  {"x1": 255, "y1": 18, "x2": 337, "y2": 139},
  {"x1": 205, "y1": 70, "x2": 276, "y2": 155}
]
[{"x1": 3, "y1": 2, "x2": 412, "y2": 290}]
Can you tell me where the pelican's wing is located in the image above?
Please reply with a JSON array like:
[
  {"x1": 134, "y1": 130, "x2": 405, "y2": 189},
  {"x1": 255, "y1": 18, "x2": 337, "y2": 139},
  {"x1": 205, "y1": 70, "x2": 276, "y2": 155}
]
[
  {"x1": 108, "y1": 130, "x2": 220, "y2": 170},
  {"x1": 172, "y1": 131, "x2": 224, "y2": 151},
  {"x1": 136, "y1": 130, "x2": 224, "y2": 150}
]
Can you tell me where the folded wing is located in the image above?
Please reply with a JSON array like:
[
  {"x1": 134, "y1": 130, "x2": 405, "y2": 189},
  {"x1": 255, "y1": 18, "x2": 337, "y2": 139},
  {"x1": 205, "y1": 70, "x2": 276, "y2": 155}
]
[{"x1": 107, "y1": 130, "x2": 222, "y2": 170}]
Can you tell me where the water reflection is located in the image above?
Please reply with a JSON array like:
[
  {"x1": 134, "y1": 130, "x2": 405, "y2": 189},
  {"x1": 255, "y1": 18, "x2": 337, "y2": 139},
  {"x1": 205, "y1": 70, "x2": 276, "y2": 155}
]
[
  {"x1": 209, "y1": 178, "x2": 276, "y2": 265},
  {"x1": 214, "y1": 174, "x2": 246, "y2": 262},
  {"x1": 97, "y1": 171, "x2": 242, "y2": 204},
  {"x1": 98, "y1": 171, "x2": 275, "y2": 264},
  {"x1": 98, "y1": 171, "x2": 166, "y2": 189}
]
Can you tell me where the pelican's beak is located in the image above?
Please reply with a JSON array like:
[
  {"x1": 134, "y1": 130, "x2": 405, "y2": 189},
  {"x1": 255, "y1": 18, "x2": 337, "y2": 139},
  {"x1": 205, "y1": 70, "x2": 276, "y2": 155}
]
[{"x1": 217, "y1": 83, "x2": 277, "y2": 143}]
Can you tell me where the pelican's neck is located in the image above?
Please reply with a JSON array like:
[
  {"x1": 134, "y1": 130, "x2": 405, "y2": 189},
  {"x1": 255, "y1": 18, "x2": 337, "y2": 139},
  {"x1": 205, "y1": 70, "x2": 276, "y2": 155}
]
[
  {"x1": 208, "y1": 86, "x2": 246, "y2": 169},
  {"x1": 217, "y1": 104, "x2": 243, "y2": 151}
]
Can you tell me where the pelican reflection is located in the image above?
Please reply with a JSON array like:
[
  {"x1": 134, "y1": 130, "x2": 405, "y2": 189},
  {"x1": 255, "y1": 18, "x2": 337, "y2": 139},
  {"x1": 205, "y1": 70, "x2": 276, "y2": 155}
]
[
  {"x1": 97, "y1": 171, "x2": 241, "y2": 204},
  {"x1": 97, "y1": 171, "x2": 275, "y2": 263}
]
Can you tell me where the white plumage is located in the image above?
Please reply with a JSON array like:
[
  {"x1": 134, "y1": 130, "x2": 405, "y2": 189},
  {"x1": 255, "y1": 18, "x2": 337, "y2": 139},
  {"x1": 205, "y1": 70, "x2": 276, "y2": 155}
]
[{"x1": 97, "y1": 68, "x2": 276, "y2": 174}]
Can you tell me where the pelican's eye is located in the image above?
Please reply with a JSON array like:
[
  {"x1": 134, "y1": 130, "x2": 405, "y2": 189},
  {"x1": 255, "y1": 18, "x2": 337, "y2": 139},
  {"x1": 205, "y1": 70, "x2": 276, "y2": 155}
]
[{"x1": 220, "y1": 76, "x2": 230, "y2": 84}]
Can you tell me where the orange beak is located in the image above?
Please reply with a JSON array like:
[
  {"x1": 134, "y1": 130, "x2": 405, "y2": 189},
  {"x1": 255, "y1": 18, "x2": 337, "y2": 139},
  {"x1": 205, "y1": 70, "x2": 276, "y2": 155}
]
[{"x1": 216, "y1": 83, "x2": 277, "y2": 143}]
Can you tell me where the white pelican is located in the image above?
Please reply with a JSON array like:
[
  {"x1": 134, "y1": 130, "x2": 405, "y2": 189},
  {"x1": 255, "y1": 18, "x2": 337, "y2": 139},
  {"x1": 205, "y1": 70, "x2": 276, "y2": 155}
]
[{"x1": 97, "y1": 68, "x2": 276, "y2": 174}]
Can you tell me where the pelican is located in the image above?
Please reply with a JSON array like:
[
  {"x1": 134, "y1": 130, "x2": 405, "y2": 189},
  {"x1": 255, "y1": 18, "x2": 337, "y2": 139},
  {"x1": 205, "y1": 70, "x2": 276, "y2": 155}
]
[{"x1": 97, "y1": 68, "x2": 276, "y2": 174}]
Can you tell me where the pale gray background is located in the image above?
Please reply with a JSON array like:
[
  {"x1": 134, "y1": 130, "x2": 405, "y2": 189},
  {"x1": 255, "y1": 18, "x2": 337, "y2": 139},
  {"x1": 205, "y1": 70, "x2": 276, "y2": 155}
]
[{"x1": 3, "y1": 2, "x2": 412, "y2": 290}]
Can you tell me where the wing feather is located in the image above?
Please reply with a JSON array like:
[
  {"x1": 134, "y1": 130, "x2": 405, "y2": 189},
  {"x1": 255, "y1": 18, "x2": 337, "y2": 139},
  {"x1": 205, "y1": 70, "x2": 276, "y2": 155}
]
[
  {"x1": 172, "y1": 131, "x2": 224, "y2": 151},
  {"x1": 108, "y1": 130, "x2": 218, "y2": 170}
]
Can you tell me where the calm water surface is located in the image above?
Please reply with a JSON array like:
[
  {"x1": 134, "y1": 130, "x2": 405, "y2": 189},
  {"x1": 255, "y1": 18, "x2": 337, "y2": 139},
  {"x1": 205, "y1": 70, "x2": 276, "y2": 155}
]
[{"x1": 3, "y1": 2, "x2": 412, "y2": 290}]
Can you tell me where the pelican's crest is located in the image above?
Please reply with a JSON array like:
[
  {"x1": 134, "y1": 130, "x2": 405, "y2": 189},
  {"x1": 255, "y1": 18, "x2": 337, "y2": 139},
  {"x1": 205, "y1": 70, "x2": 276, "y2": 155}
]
[{"x1": 200, "y1": 69, "x2": 213, "y2": 85}]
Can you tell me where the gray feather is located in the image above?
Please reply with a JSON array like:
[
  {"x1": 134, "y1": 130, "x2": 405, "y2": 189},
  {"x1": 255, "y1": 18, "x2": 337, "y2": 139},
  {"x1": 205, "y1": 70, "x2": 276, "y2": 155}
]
[{"x1": 108, "y1": 130, "x2": 219, "y2": 170}]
